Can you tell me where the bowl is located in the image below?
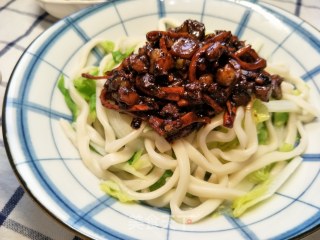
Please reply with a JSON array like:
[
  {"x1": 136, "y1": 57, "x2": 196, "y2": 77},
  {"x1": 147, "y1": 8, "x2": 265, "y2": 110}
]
[
  {"x1": 35, "y1": 0, "x2": 107, "y2": 18},
  {"x1": 3, "y1": 0, "x2": 320, "y2": 239}
]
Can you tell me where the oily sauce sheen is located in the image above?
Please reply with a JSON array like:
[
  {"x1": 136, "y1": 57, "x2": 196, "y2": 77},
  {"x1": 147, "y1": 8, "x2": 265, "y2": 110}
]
[{"x1": 96, "y1": 19, "x2": 283, "y2": 142}]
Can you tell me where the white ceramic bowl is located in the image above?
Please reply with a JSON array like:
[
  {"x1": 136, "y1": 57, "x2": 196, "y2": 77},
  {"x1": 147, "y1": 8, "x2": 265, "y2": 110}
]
[
  {"x1": 35, "y1": 0, "x2": 107, "y2": 18},
  {"x1": 3, "y1": 0, "x2": 320, "y2": 239}
]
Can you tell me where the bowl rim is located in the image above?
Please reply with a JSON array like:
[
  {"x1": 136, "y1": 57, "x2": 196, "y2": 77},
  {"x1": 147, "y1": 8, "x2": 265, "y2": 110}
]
[
  {"x1": 2, "y1": 0, "x2": 320, "y2": 239},
  {"x1": 34, "y1": 0, "x2": 107, "y2": 5}
]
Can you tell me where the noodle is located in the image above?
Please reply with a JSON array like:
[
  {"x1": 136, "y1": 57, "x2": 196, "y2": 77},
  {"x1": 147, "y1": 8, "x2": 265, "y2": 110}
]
[{"x1": 58, "y1": 18, "x2": 319, "y2": 223}]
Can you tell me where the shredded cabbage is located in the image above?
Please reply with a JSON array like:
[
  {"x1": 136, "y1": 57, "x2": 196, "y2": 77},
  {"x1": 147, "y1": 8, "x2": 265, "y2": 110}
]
[
  {"x1": 273, "y1": 112, "x2": 289, "y2": 127},
  {"x1": 99, "y1": 40, "x2": 115, "y2": 53},
  {"x1": 232, "y1": 156, "x2": 302, "y2": 217},
  {"x1": 100, "y1": 180, "x2": 135, "y2": 203},
  {"x1": 149, "y1": 170, "x2": 173, "y2": 191},
  {"x1": 253, "y1": 99, "x2": 270, "y2": 123},
  {"x1": 57, "y1": 75, "x2": 78, "y2": 120},
  {"x1": 247, "y1": 163, "x2": 274, "y2": 184},
  {"x1": 257, "y1": 122, "x2": 268, "y2": 144}
]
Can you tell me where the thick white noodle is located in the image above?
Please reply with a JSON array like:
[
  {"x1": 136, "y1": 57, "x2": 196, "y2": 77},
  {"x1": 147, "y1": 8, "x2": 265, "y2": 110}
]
[
  {"x1": 99, "y1": 146, "x2": 135, "y2": 169},
  {"x1": 95, "y1": 86, "x2": 116, "y2": 144},
  {"x1": 171, "y1": 175, "x2": 231, "y2": 223},
  {"x1": 144, "y1": 138, "x2": 177, "y2": 169},
  {"x1": 123, "y1": 167, "x2": 165, "y2": 191},
  {"x1": 105, "y1": 109, "x2": 133, "y2": 138},
  {"x1": 210, "y1": 106, "x2": 258, "y2": 162},
  {"x1": 207, "y1": 127, "x2": 236, "y2": 143},
  {"x1": 72, "y1": 38, "x2": 109, "y2": 76},
  {"x1": 184, "y1": 140, "x2": 245, "y2": 175},
  {"x1": 251, "y1": 119, "x2": 279, "y2": 158},
  {"x1": 145, "y1": 189, "x2": 175, "y2": 207},
  {"x1": 263, "y1": 100, "x2": 300, "y2": 113},
  {"x1": 232, "y1": 107, "x2": 247, "y2": 148},
  {"x1": 228, "y1": 121, "x2": 307, "y2": 187},
  {"x1": 106, "y1": 166, "x2": 180, "y2": 200},
  {"x1": 68, "y1": 82, "x2": 110, "y2": 178},
  {"x1": 283, "y1": 93, "x2": 320, "y2": 118},
  {"x1": 284, "y1": 113, "x2": 298, "y2": 145},
  {"x1": 196, "y1": 114, "x2": 224, "y2": 168},
  {"x1": 69, "y1": 82, "x2": 92, "y2": 166},
  {"x1": 170, "y1": 140, "x2": 192, "y2": 222},
  {"x1": 188, "y1": 176, "x2": 245, "y2": 199},
  {"x1": 142, "y1": 131, "x2": 172, "y2": 153},
  {"x1": 104, "y1": 122, "x2": 146, "y2": 153}
]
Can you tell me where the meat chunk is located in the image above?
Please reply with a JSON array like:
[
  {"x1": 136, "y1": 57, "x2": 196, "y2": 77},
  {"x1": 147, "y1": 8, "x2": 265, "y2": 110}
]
[{"x1": 171, "y1": 19, "x2": 205, "y2": 40}]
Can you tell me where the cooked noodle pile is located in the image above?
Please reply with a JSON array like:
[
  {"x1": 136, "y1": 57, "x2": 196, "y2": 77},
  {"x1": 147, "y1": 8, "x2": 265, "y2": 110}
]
[{"x1": 58, "y1": 18, "x2": 319, "y2": 223}]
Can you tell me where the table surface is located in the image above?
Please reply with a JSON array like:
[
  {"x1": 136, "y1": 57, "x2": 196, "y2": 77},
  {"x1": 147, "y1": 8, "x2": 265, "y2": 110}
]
[{"x1": 0, "y1": 0, "x2": 319, "y2": 239}]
